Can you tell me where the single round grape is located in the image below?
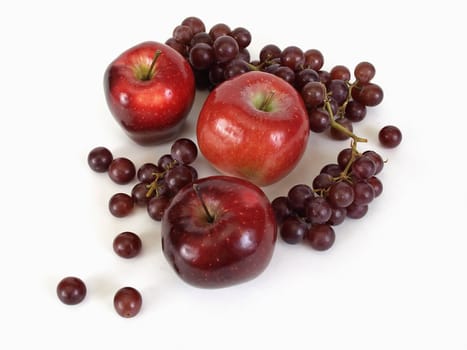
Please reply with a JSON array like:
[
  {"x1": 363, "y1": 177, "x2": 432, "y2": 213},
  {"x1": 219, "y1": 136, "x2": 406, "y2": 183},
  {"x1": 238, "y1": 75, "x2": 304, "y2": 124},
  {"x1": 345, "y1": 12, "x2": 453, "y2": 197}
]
[
  {"x1": 379, "y1": 125, "x2": 402, "y2": 148},
  {"x1": 359, "y1": 83, "x2": 384, "y2": 106},
  {"x1": 327, "y1": 181, "x2": 354, "y2": 208},
  {"x1": 109, "y1": 193, "x2": 134, "y2": 218},
  {"x1": 328, "y1": 79, "x2": 349, "y2": 106},
  {"x1": 305, "y1": 196, "x2": 332, "y2": 224},
  {"x1": 308, "y1": 108, "x2": 331, "y2": 133},
  {"x1": 213, "y1": 35, "x2": 239, "y2": 63},
  {"x1": 345, "y1": 100, "x2": 367, "y2": 122},
  {"x1": 330, "y1": 65, "x2": 351, "y2": 81},
  {"x1": 367, "y1": 176, "x2": 383, "y2": 197},
  {"x1": 304, "y1": 49, "x2": 324, "y2": 71},
  {"x1": 351, "y1": 155, "x2": 376, "y2": 179},
  {"x1": 113, "y1": 232, "x2": 142, "y2": 259},
  {"x1": 274, "y1": 66, "x2": 295, "y2": 85},
  {"x1": 224, "y1": 59, "x2": 251, "y2": 80},
  {"x1": 280, "y1": 46, "x2": 305, "y2": 71},
  {"x1": 147, "y1": 196, "x2": 171, "y2": 221},
  {"x1": 209, "y1": 23, "x2": 231, "y2": 40},
  {"x1": 114, "y1": 287, "x2": 142, "y2": 318},
  {"x1": 259, "y1": 45, "x2": 280, "y2": 63},
  {"x1": 131, "y1": 182, "x2": 152, "y2": 206},
  {"x1": 287, "y1": 184, "x2": 314, "y2": 216},
  {"x1": 337, "y1": 148, "x2": 353, "y2": 170},
  {"x1": 165, "y1": 165, "x2": 195, "y2": 194},
  {"x1": 157, "y1": 154, "x2": 175, "y2": 170},
  {"x1": 330, "y1": 118, "x2": 353, "y2": 141},
  {"x1": 165, "y1": 38, "x2": 187, "y2": 57},
  {"x1": 305, "y1": 224, "x2": 335, "y2": 251},
  {"x1": 171, "y1": 138, "x2": 198, "y2": 165},
  {"x1": 189, "y1": 43, "x2": 215, "y2": 70},
  {"x1": 172, "y1": 25, "x2": 193, "y2": 45},
  {"x1": 327, "y1": 207, "x2": 347, "y2": 226},
  {"x1": 362, "y1": 150, "x2": 384, "y2": 174},
  {"x1": 190, "y1": 32, "x2": 213, "y2": 46},
  {"x1": 263, "y1": 62, "x2": 280, "y2": 74},
  {"x1": 354, "y1": 61, "x2": 375, "y2": 84},
  {"x1": 312, "y1": 173, "x2": 334, "y2": 191},
  {"x1": 88, "y1": 146, "x2": 113, "y2": 173},
  {"x1": 108, "y1": 157, "x2": 136, "y2": 185},
  {"x1": 318, "y1": 70, "x2": 331, "y2": 86},
  {"x1": 320, "y1": 163, "x2": 342, "y2": 177},
  {"x1": 346, "y1": 203, "x2": 369, "y2": 219},
  {"x1": 229, "y1": 27, "x2": 251, "y2": 48},
  {"x1": 352, "y1": 181, "x2": 375, "y2": 206},
  {"x1": 181, "y1": 16, "x2": 206, "y2": 35},
  {"x1": 57, "y1": 276, "x2": 86, "y2": 305},
  {"x1": 295, "y1": 68, "x2": 320, "y2": 90},
  {"x1": 237, "y1": 48, "x2": 251, "y2": 63},
  {"x1": 137, "y1": 163, "x2": 160, "y2": 183},
  {"x1": 271, "y1": 196, "x2": 292, "y2": 225},
  {"x1": 301, "y1": 81, "x2": 326, "y2": 108},
  {"x1": 208, "y1": 63, "x2": 225, "y2": 85},
  {"x1": 280, "y1": 216, "x2": 308, "y2": 244}
]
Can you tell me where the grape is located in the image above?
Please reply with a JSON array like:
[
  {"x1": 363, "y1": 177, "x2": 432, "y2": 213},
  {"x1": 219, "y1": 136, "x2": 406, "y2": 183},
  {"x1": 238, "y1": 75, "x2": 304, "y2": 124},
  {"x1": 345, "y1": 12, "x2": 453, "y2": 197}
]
[
  {"x1": 280, "y1": 216, "x2": 308, "y2": 244},
  {"x1": 327, "y1": 207, "x2": 347, "y2": 226},
  {"x1": 113, "y1": 232, "x2": 142, "y2": 259},
  {"x1": 308, "y1": 108, "x2": 331, "y2": 133},
  {"x1": 346, "y1": 203, "x2": 368, "y2": 219},
  {"x1": 330, "y1": 118, "x2": 353, "y2": 141},
  {"x1": 109, "y1": 193, "x2": 134, "y2": 218},
  {"x1": 181, "y1": 16, "x2": 206, "y2": 35},
  {"x1": 57, "y1": 276, "x2": 86, "y2": 305},
  {"x1": 295, "y1": 68, "x2": 320, "y2": 90},
  {"x1": 362, "y1": 150, "x2": 384, "y2": 174},
  {"x1": 352, "y1": 181, "x2": 375, "y2": 206},
  {"x1": 351, "y1": 155, "x2": 376, "y2": 179},
  {"x1": 171, "y1": 138, "x2": 198, "y2": 165},
  {"x1": 208, "y1": 63, "x2": 225, "y2": 85},
  {"x1": 259, "y1": 44, "x2": 281, "y2": 62},
  {"x1": 312, "y1": 173, "x2": 334, "y2": 191},
  {"x1": 209, "y1": 23, "x2": 231, "y2": 40},
  {"x1": 271, "y1": 196, "x2": 292, "y2": 225},
  {"x1": 330, "y1": 65, "x2": 351, "y2": 81},
  {"x1": 114, "y1": 287, "x2": 142, "y2": 318},
  {"x1": 287, "y1": 184, "x2": 314, "y2": 216},
  {"x1": 305, "y1": 224, "x2": 335, "y2": 251},
  {"x1": 190, "y1": 32, "x2": 213, "y2": 46},
  {"x1": 213, "y1": 35, "x2": 239, "y2": 63},
  {"x1": 274, "y1": 66, "x2": 295, "y2": 85},
  {"x1": 367, "y1": 176, "x2": 383, "y2": 197},
  {"x1": 237, "y1": 48, "x2": 251, "y2": 63},
  {"x1": 137, "y1": 163, "x2": 160, "y2": 183},
  {"x1": 358, "y1": 83, "x2": 384, "y2": 106},
  {"x1": 229, "y1": 27, "x2": 251, "y2": 48},
  {"x1": 379, "y1": 125, "x2": 402, "y2": 148},
  {"x1": 354, "y1": 61, "x2": 375, "y2": 84},
  {"x1": 158, "y1": 154, "x2": 175, "y2": 170},
  {"x1": 320, "y1": 163, "x2": 342, "y2": 177},
  {"x1": 131, "y1": 182, "x2": 152, "y2": 206},
  {"x1": 345, "y1": 100, "x2": 367, "y2": 122},
  {"x1": 328, "y1": 79, "x2": 349, "y2": 106},
  {"x1": 327, "y1": 181, "x2": 354, "y2": 208},
  {"x1": 88, "y1": 146, "x2": 113, "y2": 173},
  {"x1": 280, "y1": 46, "x2": 305, "y2": 71},
  {"x1": 165, "y1": 165, "x2": 195, "y2": 193},
  {"x1": 263, "y1": 63, "x2": 280, "y2": 74},
  {"x1": 189, "y1": 43, "x2": 215, "y2": 70},
  {"x1": 224, "y1": 59, "x2": 251, "y2": 80},
  {"x1": 304, "y1": 49, "x2": 324, "y2": 71},
  {"x1": 305, "y1": 197, "x2": 332, "y2": 224},
  {"x1": 147, "y1": 196, "x2": 171, "y2": 221},
  {"x1": 301, "y1": 81, "x2": 325, "y2": 108},
  {"x1": 108, "y1": 157, "x2": 136, "y2": 185},
  {"x1": 172, "y1": 25, "x2": 193, "y2": 45},
  {"x1": 337, "y1": 147, "x2": 353, "y2": 170},
  {"x1": 165, "y1": 38, "x2": 187, "y2": 57}
]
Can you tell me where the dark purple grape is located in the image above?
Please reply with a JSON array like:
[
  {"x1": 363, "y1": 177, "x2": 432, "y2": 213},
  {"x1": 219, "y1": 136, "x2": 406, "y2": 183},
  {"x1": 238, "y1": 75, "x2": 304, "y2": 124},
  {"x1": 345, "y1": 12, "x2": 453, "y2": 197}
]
[
  {"x1": 209, "y1": 23, "x2": 231, "y2": 40},
  {"x1": 328, "y1": 79, "x2": 349, "y2": 106},
  {"x1": 304, "y1": 49, "x2": 324, "y2": 71},
  {"x1": 259, "y1": 44, "x2": 281, "y2": 62},
  {"x1": 263, "y1": 63, "x2": 281, "y2": 74},
  {"x1": 171, "y1": 138, "x2": 198, "y2": 165},
  {"x1": 108, "y1": 157, "x2": 136, "y2": 185},
  {"x1": 165, "y1": 165, "x2": 195, "y2": 193},
  {"x1": 147, "y1": 196, "x2": 171, "y2": 221},
  {"x1": 237, "y1": 48, "x2": 251, "y2": 63},
  {"x1": 190, "y1": 32, "x2": 213, "y2": 46},
  {"x1": 287, "y1": 184, "x2": 314, "y2": 216},
  {"x1": 57, "y1": 276, "x2": 86, "y2": 305},
  {"x1": 379, "y1": 125, "x2": 402, "y2": 148},
  {"x1": 346, "y1": 203, "x2": 368, "y2": 219},
  {"x1": 165, "y1": 38, "x2": 187, "y2": 56},
  {"x1": 114, "y1": 287, "x2": 142, "y2": 318},
  {"x1": 131, "y1": 182, "x2": 152, "y2": 206},
  {"x1": 213, "y1": 35, "x2": 239, "y2": 63},
  {"x1": 271, "y1": 196, "x2": 292, "y2": 225},
  {"x1": 312, "y1": 173, "x2": 334, "y2": 191},
  {"x1": 330, "y1": 118, "x2": 353, "y2": 141},
  {"x1": 274, "y1": 66, "x2": 295, "y2": 85},
  {"x1": 295, "y1": 69, "x2": 320, "y2": 90},
  {"x1": 351, "y1": 156, "x2": 376, "y2": 179},
  {"x1": 88, "y1": 146, "x2": 113, "y2": 172},
  {"x1": 113, "y1": 232, "x2": 142, "y2": 259},
  {"x1": 229, "y1": 27, "x2": 251, "y2": 48},
  {"x1": 367, "y1": 176, "x2": 383, "y2": 197},
  {"x1": 208, "y1": 63, "x2": 225, "y2": 85},
  {"x1": 345, "y1": 100, "x2": 367, "y2": 122},
  {"x1": 158, "y1": 154, "x2": 175, "y2": 170},
  {"x1": 359, "y1": 83, "x2": 384, "y2": 106},
  {"x1": 301, "y1": 82, "x2": 326, "y2": 108},
  {"x1": 362, "y1": 150, "x2": 384, "y2": 174},
  {"x1": 354, "y1": 61, "x2": 375, "y2": 84},
  {"x1": 318, "y1": 70, "x2": 331, "y2": 86},
  {"x1": 181, "y1": 16, "x2": 206, "y2": 35},
  {"x1": 327, "y1": 207, "x2": 347, "y2": 226},
  {"x1": 137, "y1": 163, "x2": 160, "y2": 183},
  {"x1": 189, "y1": 43, "x2": 215, "y2": 70},
  {"x1": 305, "y1": 197, "x2": 332, "y2": 224},
  {"x1": 320, "y1": 163, "x2": 342, "y2": 177},
  {"x1": 305, "y1": 224, "x2": 335, "y2": 251},
  {"x1": 109, "y1": 193, "x2": 134, "y2": 218},
  {"x1": 352, "y1": 181, "x2": 375, "y2": 206},
  {"x1": 337, "y1": 148, "x2": 353, "y2": 170},
  {"x1": 330, "y1": 65, "x2": 351, "y2": 81},
  {"x1": 308, "y1": 108, "x2": 331, "y2": 133},
  {"x1": 172, "y1": 25, "x2": 193, "y2": 45},
  {"x1": 224, "y1": 59, "x2": 251, "y2": 80},
  {"x1": 280, "y1": 46, "x2": 305, "y2": 70},
  {"x1": 327, "y1": 181, "x2": 354, "y2": 208},
  {"x1": 280, "y1": 216, "x2": 308, "y2": 244}
]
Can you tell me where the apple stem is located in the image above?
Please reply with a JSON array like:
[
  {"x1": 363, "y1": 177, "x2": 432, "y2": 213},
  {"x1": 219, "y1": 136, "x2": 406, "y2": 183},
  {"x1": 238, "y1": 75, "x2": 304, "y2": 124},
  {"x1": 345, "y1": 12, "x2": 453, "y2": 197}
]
[
  {"x1": 145, "y1": 50, "x2": 162, "y2": 81},
  {"x1": 259, "y1": 91, "x2": 275, "y2": 112},
  {"x1": 193, "y1": 184, "x2": 215, "y2": 223}
]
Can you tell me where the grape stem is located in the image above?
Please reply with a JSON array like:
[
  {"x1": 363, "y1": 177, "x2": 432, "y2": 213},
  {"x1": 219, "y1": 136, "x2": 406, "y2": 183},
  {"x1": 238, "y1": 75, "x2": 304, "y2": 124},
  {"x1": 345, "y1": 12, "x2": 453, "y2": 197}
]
[{"x1": 145, "y1": 160, "x2": 176, "y2": 198}]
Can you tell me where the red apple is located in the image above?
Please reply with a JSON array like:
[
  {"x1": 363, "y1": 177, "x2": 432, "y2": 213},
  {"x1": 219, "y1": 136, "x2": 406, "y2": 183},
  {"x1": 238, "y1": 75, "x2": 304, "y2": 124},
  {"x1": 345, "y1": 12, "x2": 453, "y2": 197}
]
[
  {"x1": 196, "y1": 71, "x2": 310, "y2": 186},
  {"x1": 161, "y1": 175, "x2": 277, "y2": 288},
  {"x1": 104, "y1": 41, "x2": 195, "y2": 145}
]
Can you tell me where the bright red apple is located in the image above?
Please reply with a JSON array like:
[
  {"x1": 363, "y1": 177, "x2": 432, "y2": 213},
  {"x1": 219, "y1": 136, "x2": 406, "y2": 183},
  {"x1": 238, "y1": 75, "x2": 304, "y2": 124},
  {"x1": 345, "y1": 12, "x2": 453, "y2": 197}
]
[
  {"x1": 104, "y1": 41, "x2": 195, "y2": 145},
  {"x1": 161, "y1": 175, "x2": 277, "y2": 288},
  {"x1": 196, "y1": 71, "x2": 310, "y2": 186}
]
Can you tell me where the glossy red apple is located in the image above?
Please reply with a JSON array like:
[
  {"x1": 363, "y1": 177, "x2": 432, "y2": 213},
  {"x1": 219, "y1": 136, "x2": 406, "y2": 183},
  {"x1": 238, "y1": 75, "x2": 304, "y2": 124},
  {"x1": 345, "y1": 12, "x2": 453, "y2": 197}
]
[
  {"x1": 104, "y1": 41, "x2": 195, "y2": 145},
  {"x1": 161, "y1": 175, "x2": 277, "y2": 288},
  {"x1": 196, "y1": 71, "x2": 310, "y2": 186}
]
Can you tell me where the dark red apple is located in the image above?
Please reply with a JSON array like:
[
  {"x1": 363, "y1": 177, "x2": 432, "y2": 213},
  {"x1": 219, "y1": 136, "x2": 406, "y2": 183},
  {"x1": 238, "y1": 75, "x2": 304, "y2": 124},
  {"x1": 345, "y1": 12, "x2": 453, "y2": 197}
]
[
  {"x1": 196, "y1": 71, "x2": 310, "y2": 186},
  {"x1": 161, "y1": 175, "x2": 277, "y2": 288},
  {"x1": 104, "y1": 41, "x2": 195, "y2": 145}
]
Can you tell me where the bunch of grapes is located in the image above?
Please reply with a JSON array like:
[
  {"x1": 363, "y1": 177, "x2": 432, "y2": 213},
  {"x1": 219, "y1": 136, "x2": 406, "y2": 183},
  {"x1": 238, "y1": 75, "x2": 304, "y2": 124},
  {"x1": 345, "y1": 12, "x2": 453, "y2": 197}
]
[
  {"x1": 272, "y1": 145, "x2": 384, "y2": 250},
  {"x1": 87, "y1": 138, "x2": 199, "y2": 221}
]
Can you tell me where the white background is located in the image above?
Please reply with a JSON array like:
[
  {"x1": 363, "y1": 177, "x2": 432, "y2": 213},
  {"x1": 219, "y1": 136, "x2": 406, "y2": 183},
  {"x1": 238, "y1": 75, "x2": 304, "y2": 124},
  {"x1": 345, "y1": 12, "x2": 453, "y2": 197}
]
[{"x1": 1, "y1": 1, "x2": 466, "y2": 349}]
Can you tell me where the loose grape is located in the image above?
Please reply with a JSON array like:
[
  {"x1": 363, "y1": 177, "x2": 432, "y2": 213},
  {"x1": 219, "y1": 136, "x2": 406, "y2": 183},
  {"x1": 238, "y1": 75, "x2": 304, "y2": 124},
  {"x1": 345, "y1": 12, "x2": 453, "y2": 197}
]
[
  {"x1": 56, "y1": 276, "x2": 86, "y2": 305},
  {"x1": 379, "y1": 125, "x2": 402, "y2": 148},
  {"x1": 114, "y1": 287, "x2": 142, "y2": 318}
]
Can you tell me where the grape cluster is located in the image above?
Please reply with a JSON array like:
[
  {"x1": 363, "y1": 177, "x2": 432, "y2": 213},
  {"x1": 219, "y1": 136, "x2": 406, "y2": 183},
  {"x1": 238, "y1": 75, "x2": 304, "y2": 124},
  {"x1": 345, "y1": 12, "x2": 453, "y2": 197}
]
[
  {"x1": 88, "y1": 138, "x2": 199, "y2": 221},
  {"x1": 272, "y1": 146, "x2": 384, "y2": 250}
]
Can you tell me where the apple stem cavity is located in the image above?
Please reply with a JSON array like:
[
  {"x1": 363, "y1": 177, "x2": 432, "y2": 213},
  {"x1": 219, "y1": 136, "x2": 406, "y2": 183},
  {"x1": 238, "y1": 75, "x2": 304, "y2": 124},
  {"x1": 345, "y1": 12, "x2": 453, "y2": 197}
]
[
  {"x1": 193, "y1": 184, "x2": 215, "y2": 223},
  {"x1": 258, "y1": 91, "x2": 275, "y2": 112}
]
